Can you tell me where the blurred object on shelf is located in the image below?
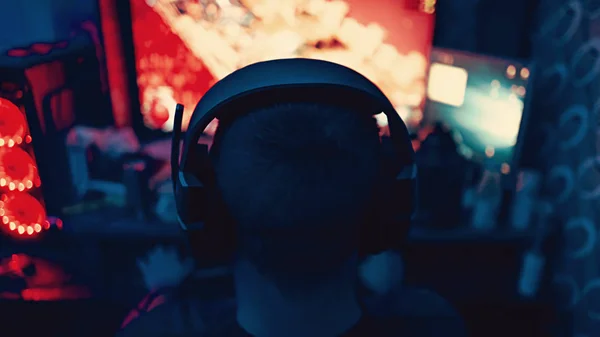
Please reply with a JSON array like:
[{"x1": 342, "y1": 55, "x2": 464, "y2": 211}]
[
  {"x1": 66, "y1": 126, "x2": 140, "y2": 158},
  {"x1": 460, "y1": 162, "x2": 481, "y2": 223},
  {"x1": 65, "y1": 126, "x2": 141, "y2": 202},
  {"x1": 155, "y1": 182, "x2": 177, "y2": 224},
  {"x1": 510, "y1": 169, "x2": 542, "y2": 231},
  {"x1": 517, "y1": 201, "x2": 553, "y2": 298},
  {"x1": 66, "y1": 143, "x2": 89, "y2": 199},
  {"x1": 123, "y1": 158, "x2": 152, "y2": 221},
  {"x1": 61, "y1": 193, "x2": 125, "y2": 216},
  {"x1": 415, "y1": 123, "x2": 464, "y2": 227},
  {"x1": 471, "y1": 167, "x2": 502, "y2": 231}
]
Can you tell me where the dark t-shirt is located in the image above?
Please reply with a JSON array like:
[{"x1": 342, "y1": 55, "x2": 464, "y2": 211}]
[{"x1": 116, "y1": 285, "x2": 466, "y2": 337}]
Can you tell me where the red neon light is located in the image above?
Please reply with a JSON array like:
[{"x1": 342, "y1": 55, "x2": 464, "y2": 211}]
[
  {"x1": 0, "y1": 147, "x2": 41, "y2": 192},
  {"x1": 0, "y1": 99, "x2": 28, "y2": 148},
  {"x1": 0, "y1": 193, "x2": 47, "y2": 238}
]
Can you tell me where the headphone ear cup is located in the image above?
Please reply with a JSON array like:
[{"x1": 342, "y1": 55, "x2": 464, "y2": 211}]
[
  {"x1": 183, "y1": 143, "x2": 237, "y2": 268},
  {"x1": 359, "y1": 161, "x2": 393, "y2": 256},
  {"x1": 360, "y1": 138, "x2": 415, "y2": 255},
  {"x1": 373, "y1": 176, "x2": 414, "y2": 252},
  {"x1": 359, "y1": 198, "x2": 385, "y2": 257}
]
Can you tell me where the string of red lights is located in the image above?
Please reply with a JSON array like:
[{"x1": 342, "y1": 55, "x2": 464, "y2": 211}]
[{"x1": 0, "y1": 98, "x2": 49, "y2": 238}]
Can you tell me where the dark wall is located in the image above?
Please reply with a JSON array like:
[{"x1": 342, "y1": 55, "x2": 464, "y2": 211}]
[
  {"x1": 0, "y1": 0, "x2": 98, "y2": 52},
  {"x1": 434, "y1": 0, "x2": 540, "y2": 59}
]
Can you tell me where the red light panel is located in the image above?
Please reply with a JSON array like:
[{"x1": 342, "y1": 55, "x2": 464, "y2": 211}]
[
  {"x1": 0, "y1": 98, "x2": 28, "y2": 148},
  {"x1": 0, "y1": 192, "x2": 47, "y2": 237},
  {"x1": 0, "y1": 147, "x2": 41, "y2": 192},
  {"x1": 0, "y1": 98, "x2": 52, "y2": 239}
]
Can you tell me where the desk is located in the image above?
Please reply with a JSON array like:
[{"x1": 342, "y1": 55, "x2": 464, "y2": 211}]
[
  {"x1": 0, "y1": 299, "x2": 122, "y2": 337},
  {"x1": 16, "y1": 209, "x2": 555, "y2": 337},
  {"x1": 61, "y1": 209, "x2": 548, "y2": 299}
]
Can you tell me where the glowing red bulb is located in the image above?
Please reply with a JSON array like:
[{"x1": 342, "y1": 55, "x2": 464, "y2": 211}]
[
  {"x1": 0, "y1": 147, "x2": 40, "y2": 191},
  {"x1": 0, "y1": 193, "x2": 47, "y2": 238},
  {"x1": 0, "y1": 98, "x2": 28, "y2": 147}
]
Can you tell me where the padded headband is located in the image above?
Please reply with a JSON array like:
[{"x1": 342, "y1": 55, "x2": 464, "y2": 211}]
[{"x1": 182, "y1": 58, "x2": 414, "y2": 176}]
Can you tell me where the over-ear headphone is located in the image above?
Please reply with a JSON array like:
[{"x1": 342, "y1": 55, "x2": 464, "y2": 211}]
[{"x1": 171, "y1": 59, "x2": 417, "y2": 268}]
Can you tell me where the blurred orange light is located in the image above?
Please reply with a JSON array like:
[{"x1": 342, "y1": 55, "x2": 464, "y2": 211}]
[{"x1": 506, "y1": 65, "x2": 516, "y2": 79}]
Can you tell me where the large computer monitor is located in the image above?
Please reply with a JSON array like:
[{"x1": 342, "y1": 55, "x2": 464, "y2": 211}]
[
  {"x1": 424, "y1": 48, "x2": 533, "y2": 173},
  {"x1": 122, "y1": 0, "x2": 435, "y2": 137}
]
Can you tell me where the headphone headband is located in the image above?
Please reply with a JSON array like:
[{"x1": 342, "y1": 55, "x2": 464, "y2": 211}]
[{"x1": 183, "y1": 58, "x2": 414, "y2": 172}]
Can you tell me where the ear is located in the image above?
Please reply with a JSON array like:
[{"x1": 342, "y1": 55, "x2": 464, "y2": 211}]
[{"x1": 358, "y1": 250, "x2": 404, "y2": 295}]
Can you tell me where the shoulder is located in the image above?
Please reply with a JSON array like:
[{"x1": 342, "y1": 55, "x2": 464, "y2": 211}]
[
  {"x1": 116, "y1": 298, "x2": 238, "y2": 337},
  {"x1": 394, "y1": 286, "x2": 461, "y2": 317},
  {"x1": 365, "y1": 286, "x2": 467, "y2": 337}
]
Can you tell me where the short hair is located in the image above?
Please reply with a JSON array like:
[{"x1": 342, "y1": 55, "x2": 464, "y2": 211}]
[{"x1": 210, "y1": 102, "x2": 381, "y2": 283}]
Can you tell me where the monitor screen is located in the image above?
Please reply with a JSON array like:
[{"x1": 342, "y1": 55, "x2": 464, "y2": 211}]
[
  {"x1": 424, "y1": 48, "x2": 531, "y2": 170},
  {"x1": 128, "y1": 0, "x2": 435, "y2": 133}
]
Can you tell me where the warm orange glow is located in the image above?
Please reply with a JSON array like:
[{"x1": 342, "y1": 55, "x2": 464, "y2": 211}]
[
  {"x1": 506, "y1": 65, "x2": 516, "y2": 79},
  {"x1": 421, "y1": 0, "x2": 436, "y2": 13}
]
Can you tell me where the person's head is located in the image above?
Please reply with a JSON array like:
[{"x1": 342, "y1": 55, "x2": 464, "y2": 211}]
[{"x1": 209, "y1": 101, "x2": 382, "y2": 293}]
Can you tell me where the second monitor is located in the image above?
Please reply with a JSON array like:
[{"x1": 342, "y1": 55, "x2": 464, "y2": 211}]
[{"x1": 424, "y1": 48, "x2": 532, "y2": 173}]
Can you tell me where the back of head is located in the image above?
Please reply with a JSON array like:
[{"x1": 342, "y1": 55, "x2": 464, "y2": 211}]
[{"x1": 210, "y1": 102, "x2": 381, "y2": 287}]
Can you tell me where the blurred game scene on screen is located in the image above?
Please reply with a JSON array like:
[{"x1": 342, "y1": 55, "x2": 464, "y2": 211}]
[
  {"x1": 129, "y1": 0, "x2": 435, "y2": 133},
  {"x1": 424, "y1": 48, "x2": 531, "y2": 169}
]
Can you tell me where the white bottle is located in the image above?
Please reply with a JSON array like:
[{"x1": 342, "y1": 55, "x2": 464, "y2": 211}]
[
  {"x1": 510, "y1": 170, "x2": 542, "y2": 231},
  {"x1": 471, "y1": 169, "x2": 502, "y2": 231},
  {"x1": 67, "y1": 145, "x2": 89, "y2": 199},
  {"x1": 517, "y1": 202, "x2": 552, "y2": 298}
]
